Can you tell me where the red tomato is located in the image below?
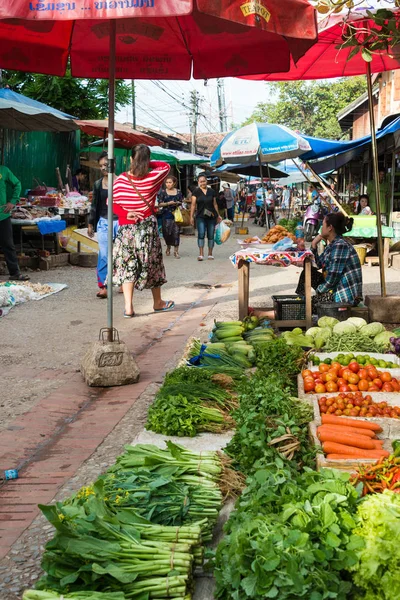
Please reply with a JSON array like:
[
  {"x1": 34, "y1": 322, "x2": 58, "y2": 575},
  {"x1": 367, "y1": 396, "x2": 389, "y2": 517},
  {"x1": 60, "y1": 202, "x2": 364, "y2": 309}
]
[
  {"x1": 373, "y1": 378, "x2": 383, "y2": 389},
  {"x1": 319, "y1": 364, "x2": 330, "y2": 373},
  {"x1": 358, "y1": 369, "x2": 368, "y2": 380},
  {"x1": 381, "y1": 372, "x2": 392, "y2": 383},
  {"x1": 368, "y1": 367, "x2": 378, "y2": 380},
  {"x1": 326, "y1": 381, "x2": 338, "y2": 393},
  {"x1": 331, "y1": 361, "x2": 341, "y2": 372},
  {"x1": 342, "y1": 369, "x2": 352, "y2": 381},
  {"x1": 315, "y1": 383, "x2": 327, "y2": 394},
  {"x1": 312, "y1": 372, "x2": 320, "y2": 379},
  {"x1": 349, "y1": 384, "x2": 359, "y2": 392},
  {"x1": 368, "y1": 385, "x2": 380, "y2": 392},
  {"x1": 392, "y1": 380, "x2": 400, "y2": 392},
  {"x1": 304, "y1": 380, "x2": 315, "y2": 393},
  {"x1": 326, "y1": 372, "x2": 338, "y2": 383},
  {"x1": 382, "y1": 382, "x2": 394, "y2": 393},
  {"x1": 302, "y1": 369, "x2": 313, "y2": 379},
  {"x1": 339, "y1": 384, "x2": 351, "y2": 392},
  {"x1": 349, "y1": 361, "x2": 360, "y2": 373},
  {"x1": 358, "y1": 379, "x2": 369, "y2": 392},
  {"x1": 348, "y1": 374, "x2": 360, "y2": 385},
  {"x1": 337, "y1": 378, "x2": 346, "y2": 387}
]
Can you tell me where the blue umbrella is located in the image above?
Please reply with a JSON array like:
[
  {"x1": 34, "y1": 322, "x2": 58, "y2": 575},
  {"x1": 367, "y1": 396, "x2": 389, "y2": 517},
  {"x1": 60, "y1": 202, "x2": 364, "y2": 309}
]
[{"x1": 210, "y1": 122, "x2": 311, "y2": 167}]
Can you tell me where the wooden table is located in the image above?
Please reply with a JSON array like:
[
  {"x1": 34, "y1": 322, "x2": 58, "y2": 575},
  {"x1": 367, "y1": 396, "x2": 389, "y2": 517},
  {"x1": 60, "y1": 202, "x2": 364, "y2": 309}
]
[{"x1": 231, "y1": 249, "x2": 314, "y2": 329}]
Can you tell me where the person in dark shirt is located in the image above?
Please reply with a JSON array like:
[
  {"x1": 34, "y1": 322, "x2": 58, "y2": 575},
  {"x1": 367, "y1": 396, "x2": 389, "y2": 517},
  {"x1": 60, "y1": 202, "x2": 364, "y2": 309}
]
[
  {"x1": 217, "y1": 191, "x2": 228, "y2": 219},
  {"x1": 190, "y1": 173, "x2": 221, "y2": 261},
  {"x1": 87, "y1": 152, "x2": 119, "y2": 298}
]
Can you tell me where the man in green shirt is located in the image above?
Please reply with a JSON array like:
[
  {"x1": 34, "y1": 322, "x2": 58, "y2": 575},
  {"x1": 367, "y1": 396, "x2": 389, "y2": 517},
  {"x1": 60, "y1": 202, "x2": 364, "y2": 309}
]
[
  {"x1": 0, "y1": 166, "x2": 29, "y2": 280},
  {"x1": 366, "y1": 169, "x2": 391, "y2": 223}
]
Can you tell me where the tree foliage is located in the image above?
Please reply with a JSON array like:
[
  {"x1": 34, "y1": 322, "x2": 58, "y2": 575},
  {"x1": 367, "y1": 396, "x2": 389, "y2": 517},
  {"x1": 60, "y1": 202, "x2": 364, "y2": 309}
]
[
  {"x1": 244, "y1": 77, "x2": 366, "y2": 139},
  {"x1": 2, "y1": 69, "x2": 131, "y2": 120}
]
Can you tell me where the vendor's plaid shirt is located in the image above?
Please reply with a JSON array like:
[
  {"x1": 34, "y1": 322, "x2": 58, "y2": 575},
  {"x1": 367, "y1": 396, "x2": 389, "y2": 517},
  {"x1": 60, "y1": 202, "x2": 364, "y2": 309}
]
[{"x1": 312, "y1": 237, "x2": 363, "y2": 305}]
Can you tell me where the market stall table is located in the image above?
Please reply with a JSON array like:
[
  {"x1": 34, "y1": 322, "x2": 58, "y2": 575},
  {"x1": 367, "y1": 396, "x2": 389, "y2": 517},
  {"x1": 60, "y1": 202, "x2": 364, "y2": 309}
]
[
  {"x1": 11, "y1": 217, "x2": 66, "y2": 254},
  {"x1": 230, "y1": 248, "x2": 314, "y2": 328}
]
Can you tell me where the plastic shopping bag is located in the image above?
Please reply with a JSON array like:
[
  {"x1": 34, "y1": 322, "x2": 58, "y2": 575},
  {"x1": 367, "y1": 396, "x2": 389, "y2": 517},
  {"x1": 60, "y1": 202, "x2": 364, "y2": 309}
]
[
  {"x1": 173, "y1": 207, "x2": 184, "y2": 223},
  {"x1": 214, "y1": 220, "x2": 231, "y2": 245}
]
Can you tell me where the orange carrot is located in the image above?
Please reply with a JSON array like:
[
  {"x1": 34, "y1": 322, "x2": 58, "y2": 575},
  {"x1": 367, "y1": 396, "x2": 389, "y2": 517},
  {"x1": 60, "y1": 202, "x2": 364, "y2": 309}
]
[
  {"x1": 326, "y1": 454, "x2": 379, "y2": 461},
  {"x1": 317, "y1": 425, "x2": 376, "y2": 439},
  {"x1": 321, "y1": 414, "x2": 382, "y2": 432},
  {"x1": 322, "y1": 441, "x2": 389, "y2": 458},
  {"x1": 372, "y1": 440, "x2": 385, "y2": 449},
  {"x1": 317, "y1": 430, "x2": 375, "y2": 449}
]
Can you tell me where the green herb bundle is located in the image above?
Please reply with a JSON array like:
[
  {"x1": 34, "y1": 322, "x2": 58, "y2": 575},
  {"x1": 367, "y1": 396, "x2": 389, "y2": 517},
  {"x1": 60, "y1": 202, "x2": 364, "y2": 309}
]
[
  {"x1": 214, "y1": 468, "x2": 361, "y2": 600},
  {"x1": 225, "y1": 373, "x2": 314, "y2": 474},
  {"x1": 254, "y1": 338, "x2": 304, "y2": 391},
  {"x1": 23, "y1": 592, "x2": 126, "y2": 600}
]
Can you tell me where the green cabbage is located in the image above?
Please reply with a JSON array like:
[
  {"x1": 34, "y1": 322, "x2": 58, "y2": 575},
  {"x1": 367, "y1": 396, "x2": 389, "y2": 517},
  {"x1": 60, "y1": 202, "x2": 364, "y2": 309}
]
[
  {"x1": 317, "y1": 316, "x2": 339, "y2": 329},
  {"x1": 305, "y1": 327, "x2": 321, "y2": 339},
  {"x1": 360, "y1": 322, "x2": 385, "y2": 337},
  {"x1": 319, "y1": 327, "x2": 333, "y2": 341},
  {"x1": 346, "y1": 317, "x2": 368, "y2": 330},
  {"x1": 374, "y1": 330, "x2": 393, "y2": 349},
  {"x1": 351, "y1": 490, "x2": 400, "y2": 600},
  {"x1": 332, "y1": 321, "x2": 357, "y2": 336}
]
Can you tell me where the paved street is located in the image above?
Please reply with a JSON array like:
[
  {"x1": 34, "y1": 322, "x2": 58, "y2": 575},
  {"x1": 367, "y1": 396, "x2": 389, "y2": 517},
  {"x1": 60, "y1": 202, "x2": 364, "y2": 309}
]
[{"x1": 1, "y1": 224, "x2": 400, "y2": 598}]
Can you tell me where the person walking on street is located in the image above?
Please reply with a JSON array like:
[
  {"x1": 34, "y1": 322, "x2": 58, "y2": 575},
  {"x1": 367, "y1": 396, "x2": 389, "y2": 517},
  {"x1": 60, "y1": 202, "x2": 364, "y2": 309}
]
[
  {"x1": 222, "y1": 183, "x2": 234, "y2": 221},
  {"x1": 217, "y1": 190, "x2": 228, "y2": 219},
  {"x1": 190, "y1": 173, "x2": 221, "y2": 261},
  {"x1": 0, "y1": 166, "x2": 29, "y2": 281},
  {"x1": 112, "y1": 144, "x2": 174, "y2": 318},
  {"x1": 157, "y1": 176, "x2": 183, "y2": 259},
  {"x1": 282, "y1": 185, "x2": 291, "y2": 213},
  {"x1": 87, "y1": 152, "x2": 119, "y2": 299}
]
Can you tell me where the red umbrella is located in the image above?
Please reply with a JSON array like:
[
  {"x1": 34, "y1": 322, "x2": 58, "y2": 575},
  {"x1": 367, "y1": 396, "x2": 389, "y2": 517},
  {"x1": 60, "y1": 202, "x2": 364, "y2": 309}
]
[
  {"x1": 242, "y1": 8, "x2": 400, "y2": 297},
  {"x1": 0, "y1": 1, "x2": 317, "y2": 79},
  {"x1": 0, "y1": 0, "x2": 317, "y2": 338}
]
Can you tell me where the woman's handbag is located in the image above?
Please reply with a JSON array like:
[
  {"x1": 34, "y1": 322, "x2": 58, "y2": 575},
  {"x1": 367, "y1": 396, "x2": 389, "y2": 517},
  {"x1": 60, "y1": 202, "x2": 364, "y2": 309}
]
[
  {"x1": 203, "y1": 208, "x2": 215, "y2": 218},
  {"x1": 173, "y1": 206, "x2": 184, "y2": 223}
]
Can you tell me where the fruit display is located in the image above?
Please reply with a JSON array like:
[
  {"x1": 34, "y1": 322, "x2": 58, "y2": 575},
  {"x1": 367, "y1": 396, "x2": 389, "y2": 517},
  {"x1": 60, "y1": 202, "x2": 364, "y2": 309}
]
[
  {"x1": 261, "y1": 225, "x2": 296, "y2": 243},
  {"x1": 302, "y1": 361, "x2": 400, "y2": 394},
  {"x1": 317, "y1": 393, "x2": 400, "y2": 419},
  {"x1": 310, "y1": 354, "x2": 398, "y2": 369}
]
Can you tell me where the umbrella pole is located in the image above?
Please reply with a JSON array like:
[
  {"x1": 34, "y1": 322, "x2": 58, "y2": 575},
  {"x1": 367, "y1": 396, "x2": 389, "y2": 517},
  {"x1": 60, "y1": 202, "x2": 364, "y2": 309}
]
[
  {"x1": 258, "y1": 152, "x2": 269, "y2": 231},
  {"x1": 107, "y1": 19, "x2": 116, "y2": 341},
  {"x1": 366, "y1": 61, "x2": 386, "y2": 297}
]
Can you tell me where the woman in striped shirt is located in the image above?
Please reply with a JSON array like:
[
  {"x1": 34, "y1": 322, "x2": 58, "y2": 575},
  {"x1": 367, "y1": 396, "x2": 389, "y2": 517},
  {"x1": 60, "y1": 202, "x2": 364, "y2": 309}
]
[{"x1": 112, "y1": 144, "x2": 175, "y2": 317}]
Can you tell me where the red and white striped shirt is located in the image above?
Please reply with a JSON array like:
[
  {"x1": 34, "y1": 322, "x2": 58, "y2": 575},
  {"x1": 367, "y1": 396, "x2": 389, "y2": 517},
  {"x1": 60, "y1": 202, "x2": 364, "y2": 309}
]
[{"x1": 112, "y1": 161, "x2": 170, "y2": 225}]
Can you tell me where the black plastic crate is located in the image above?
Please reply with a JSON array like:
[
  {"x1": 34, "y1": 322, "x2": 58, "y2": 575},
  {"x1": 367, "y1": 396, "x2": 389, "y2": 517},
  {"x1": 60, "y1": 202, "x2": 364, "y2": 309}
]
[{"x1": 272, "y1": 295, "x2": 306, "y2": 321}]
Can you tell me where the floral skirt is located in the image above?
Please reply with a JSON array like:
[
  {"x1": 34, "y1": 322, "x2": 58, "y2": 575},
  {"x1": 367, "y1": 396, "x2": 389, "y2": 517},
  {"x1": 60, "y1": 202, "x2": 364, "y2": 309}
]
[{"x1": 113, "y1": 216, "x2": 167, "y2": 290}]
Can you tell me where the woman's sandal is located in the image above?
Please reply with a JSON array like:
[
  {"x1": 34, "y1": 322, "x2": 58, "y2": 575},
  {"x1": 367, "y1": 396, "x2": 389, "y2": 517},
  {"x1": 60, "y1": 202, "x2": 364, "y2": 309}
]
[
  {"x1": 174, "y1": 252, "x2": 181, "y2": 259},
  {"x1": 124, "y1": 311, "x2": 135, "y2": 318},
  {"x1": 197, "y1": 256, "x2": 204, "y2": 261},
  {"x1": 154, "y1": 300, "x2": 175, "y2": 313}
]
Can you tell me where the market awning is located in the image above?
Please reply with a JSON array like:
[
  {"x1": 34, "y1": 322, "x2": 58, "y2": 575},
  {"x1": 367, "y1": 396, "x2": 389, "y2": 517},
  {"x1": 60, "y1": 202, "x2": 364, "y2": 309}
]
[
  {"x1": 76, "y1": 120, "x2": 162, "y2": 148},
  {"x1": 0, "y1": 97, "x2": 79, "y2": 132},
  {"x1": 82, "y1": 144, "x2": 207, "y2": 167},
  {"x1": 0, "y1": 88, "x2": 75, "y2": 119}
]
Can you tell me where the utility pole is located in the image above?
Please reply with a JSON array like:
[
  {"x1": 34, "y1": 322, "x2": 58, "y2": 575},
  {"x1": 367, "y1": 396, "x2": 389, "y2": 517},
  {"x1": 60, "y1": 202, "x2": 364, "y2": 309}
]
[
  {"x1": 131, "y1": 80, "x2": 136, "y2": 129},
  {"x1": 217, "y1": 79, "x2": 228, "y2": 132},
  {"x1": 189, "y1": 90, "x2": 200, "y2": 154}
]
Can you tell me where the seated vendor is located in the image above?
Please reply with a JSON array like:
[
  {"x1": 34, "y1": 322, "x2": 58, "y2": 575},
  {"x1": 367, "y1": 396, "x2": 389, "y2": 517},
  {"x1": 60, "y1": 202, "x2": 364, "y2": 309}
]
[{"x1": 296, "y1": 212, "x2": 363, "y2": 307}]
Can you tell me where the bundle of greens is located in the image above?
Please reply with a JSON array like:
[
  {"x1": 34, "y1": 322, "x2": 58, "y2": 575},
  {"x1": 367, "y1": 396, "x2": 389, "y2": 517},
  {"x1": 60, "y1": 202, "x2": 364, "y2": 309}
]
[
  {"x1": 36, "y1": 485, "x2": 201, "y2": 598},
  {"x1": 350, "y1": 490, "x2": 400, "y2": 600},
  {"x1": 225, "y1": 373, "x2": 314, "y2": 475},
  {"x1": 147, "y1": 393, "x2": 234, "y2": 437},
  {"x1": 254, "y1": 338, "x2": 304, "y2": 391},
  {"x1": 214, "y1": 467, "x2": 361, "y2": 600},
  {"x1": 23, "y1": 593, "x2": 126, "y2": 600},
  {"x1": 188, "y1": 340, "x2": 253, "y2": 370},
  {"x1": 101, "y1": 467, "x2": 222, "y2": 542},
  {"x1": 146, "y1": 381, "x2": 236, "y2": 437}
]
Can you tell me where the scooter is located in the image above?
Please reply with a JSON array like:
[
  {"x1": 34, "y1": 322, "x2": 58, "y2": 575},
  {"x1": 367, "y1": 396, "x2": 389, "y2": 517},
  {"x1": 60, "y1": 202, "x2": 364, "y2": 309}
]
[
  {"x1": 303, "y1": 197, "x2": 323, "y2": 241},
  {"x1": 258, "y1": 199, "x2": 275, "y2": 229}
]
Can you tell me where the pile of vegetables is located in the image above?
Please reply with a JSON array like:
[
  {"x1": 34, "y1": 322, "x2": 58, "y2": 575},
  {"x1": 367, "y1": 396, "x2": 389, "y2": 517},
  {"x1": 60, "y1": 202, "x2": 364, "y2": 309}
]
[
  {"x1": 284, "y1": 316, "x2": 394, "y2": 352},
  {"x1": 188, "y1": 339, "x2": 253, "y2": 370},
  {"x1": 214, "y1": 467, "x2": 361, "y2": 600},
  {"x1": 23, "y1": 593, "x2": 126, "y2": 600},
  {"x1": 351, "y1": 443, "x2": 400, "y2": 494},
  {"x1": 311, "y1": 353, "x2": 398, "y2": 368},
  {"x1": 316, "y1": 414, "x2": 389, "y2": 460},
  {"x1": 350, "y1": 490, "x2": 400, "y2": 600},
  {"x1": 254, "y1": 337, "x2": 304, "y2": 392},
  {"x1": 318, "y1": 392, "x2": 400, "y2": 419},
  {"x1": 36, "y1": 484, "x2": 202, "y2": 598},
  {"x1": 302, "y1": 360, "x2": 400, "y2": 394},
  {"x1": 146, "y1": 376, "x2": 236, "y2": 437}
]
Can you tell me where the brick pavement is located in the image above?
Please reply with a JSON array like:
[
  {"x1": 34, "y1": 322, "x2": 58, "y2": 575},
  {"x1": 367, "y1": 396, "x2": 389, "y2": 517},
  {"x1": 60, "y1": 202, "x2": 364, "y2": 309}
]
[{"x1": 0, "y1": 286, "x2": 231, "y2": 560}]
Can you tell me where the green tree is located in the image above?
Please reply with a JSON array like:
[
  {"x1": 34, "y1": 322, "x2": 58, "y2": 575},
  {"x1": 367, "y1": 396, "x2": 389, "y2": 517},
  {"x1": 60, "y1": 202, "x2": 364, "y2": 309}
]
[
  {"x1": 244, "y1": 77, "x2": 366, "y2": 139},
  {"x1": 2, "y1": 69, "x2": 131, "y2": 119}
]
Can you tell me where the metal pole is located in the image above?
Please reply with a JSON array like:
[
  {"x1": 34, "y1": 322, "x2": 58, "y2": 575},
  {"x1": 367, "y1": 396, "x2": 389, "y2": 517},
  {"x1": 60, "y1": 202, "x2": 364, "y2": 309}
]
[
  {"x1": 258, "y1": 152, "x2": 269, "y2": 231},
  {"x1": 366, "y1": 61, "x2": 386, "y2": 297},
  {"x1": 107, "y1": 20, "x2": 116, "y2": 341},
  {"x1": 131, "y1": 80, "x2": 136, "y2": 129},
  {"x1": 304, "y1": 161, "x2": 348, "y2": 215}
]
